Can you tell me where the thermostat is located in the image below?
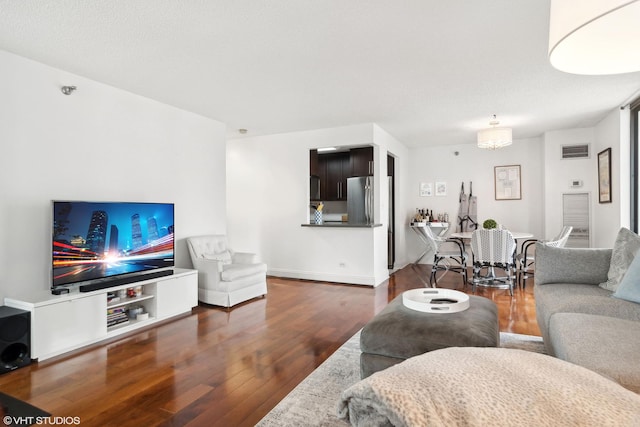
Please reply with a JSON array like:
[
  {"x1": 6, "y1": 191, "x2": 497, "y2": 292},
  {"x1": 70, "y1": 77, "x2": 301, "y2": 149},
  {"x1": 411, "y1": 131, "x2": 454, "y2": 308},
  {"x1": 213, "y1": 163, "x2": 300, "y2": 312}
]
[{"x1": 570, "y1": 179, "x2": 583, "y2": 188}]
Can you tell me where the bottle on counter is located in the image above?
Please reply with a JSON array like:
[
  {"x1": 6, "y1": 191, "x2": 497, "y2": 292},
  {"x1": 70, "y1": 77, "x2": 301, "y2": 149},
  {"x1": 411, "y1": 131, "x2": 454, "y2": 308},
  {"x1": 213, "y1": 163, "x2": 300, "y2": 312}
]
[{"x1": 412, "y1": 209, "x2": 421, "y2": 224}]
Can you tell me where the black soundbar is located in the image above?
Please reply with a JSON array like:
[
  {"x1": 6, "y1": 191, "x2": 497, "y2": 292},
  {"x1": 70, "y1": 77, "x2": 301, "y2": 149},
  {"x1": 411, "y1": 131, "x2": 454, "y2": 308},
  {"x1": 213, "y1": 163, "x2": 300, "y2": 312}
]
[{"x1": 79, "y1": 269, "x2": 174, "y2": 293}]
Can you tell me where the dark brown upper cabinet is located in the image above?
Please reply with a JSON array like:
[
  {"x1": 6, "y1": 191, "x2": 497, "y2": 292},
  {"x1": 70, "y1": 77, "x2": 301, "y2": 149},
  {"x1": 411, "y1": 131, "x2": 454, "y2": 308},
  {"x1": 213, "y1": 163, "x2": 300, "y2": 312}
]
[
  {"x1": 310, "y1": 146, "x2": 374, "y2": 202},
  {"x1": 309, "y1": 149, "x2": 319, "y2": 177},
  {"x1": 321, "y1": 152, "x2": 350, "y2": 200},
  {"x1": 350, "y1": 146, "x2": 374, "y2": 177}
]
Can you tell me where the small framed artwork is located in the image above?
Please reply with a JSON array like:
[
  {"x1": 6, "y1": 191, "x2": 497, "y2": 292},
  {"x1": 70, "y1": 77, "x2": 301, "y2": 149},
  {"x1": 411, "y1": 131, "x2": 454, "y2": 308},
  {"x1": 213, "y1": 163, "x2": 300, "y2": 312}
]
[
  {"x1": 598, "y1": 148, "x2": 612, "y2": 203},
  {"x1": 419, "y1": 182, "x2": 433, "y2": 197},
  {"x1": 494, "y1": 165, "x2": 521, "y2": 200},
  {"x1": 435, "y1": 181, "x2": 447, "y2": 196}
]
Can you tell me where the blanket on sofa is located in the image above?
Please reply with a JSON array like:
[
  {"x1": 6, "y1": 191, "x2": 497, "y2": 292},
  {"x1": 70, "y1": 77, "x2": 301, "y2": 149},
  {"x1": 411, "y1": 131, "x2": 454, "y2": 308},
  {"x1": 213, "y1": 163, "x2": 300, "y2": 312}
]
[{"x1": 338, "y1": 347, "x2": 640, "y2": 427}]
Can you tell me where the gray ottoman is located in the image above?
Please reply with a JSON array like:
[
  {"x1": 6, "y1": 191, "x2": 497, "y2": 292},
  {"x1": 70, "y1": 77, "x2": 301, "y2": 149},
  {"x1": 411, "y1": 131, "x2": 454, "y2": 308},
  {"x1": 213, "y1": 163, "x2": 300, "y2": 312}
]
[{"x1": 360, "y1": 293, "x2": 499, "y2": 378}]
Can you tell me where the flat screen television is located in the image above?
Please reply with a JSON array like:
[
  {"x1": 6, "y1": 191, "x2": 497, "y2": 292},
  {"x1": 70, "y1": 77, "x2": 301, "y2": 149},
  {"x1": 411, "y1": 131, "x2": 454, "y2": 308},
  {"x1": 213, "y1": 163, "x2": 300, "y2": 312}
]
[{"x1": 52, "y1": 201, "x2": 175, "y2": 292}]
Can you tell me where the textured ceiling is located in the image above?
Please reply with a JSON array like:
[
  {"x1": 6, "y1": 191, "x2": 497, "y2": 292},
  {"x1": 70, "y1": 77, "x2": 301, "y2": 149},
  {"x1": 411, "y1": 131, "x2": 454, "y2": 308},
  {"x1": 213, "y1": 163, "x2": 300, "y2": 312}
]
[{"x1": 1, "y1": 0, "x2": 639, "y2": 147}]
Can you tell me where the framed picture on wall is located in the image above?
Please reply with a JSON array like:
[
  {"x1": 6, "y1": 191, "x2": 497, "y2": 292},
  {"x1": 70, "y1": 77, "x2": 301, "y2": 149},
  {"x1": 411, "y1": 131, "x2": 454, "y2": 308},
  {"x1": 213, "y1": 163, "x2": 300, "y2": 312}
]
[
  {"x1": 494, "y1": 165, "x2": 521, "y2": 200},
  {"x1": 598, "y1": 147, "x2": 612, "y2": 203},
  {"x1": 419, "y1": 182, "x2": 433, "y2": 197},
  {"x1": 435, "y1": 181, "x2": 447, "y2": 196}
]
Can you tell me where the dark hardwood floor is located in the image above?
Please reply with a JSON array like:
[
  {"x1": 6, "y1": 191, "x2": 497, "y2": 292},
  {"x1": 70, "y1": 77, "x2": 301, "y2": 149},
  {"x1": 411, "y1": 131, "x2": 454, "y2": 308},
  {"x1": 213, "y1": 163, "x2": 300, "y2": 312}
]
[{"x1": 0, "y1": 264, "x2": 539, "y2": 426}]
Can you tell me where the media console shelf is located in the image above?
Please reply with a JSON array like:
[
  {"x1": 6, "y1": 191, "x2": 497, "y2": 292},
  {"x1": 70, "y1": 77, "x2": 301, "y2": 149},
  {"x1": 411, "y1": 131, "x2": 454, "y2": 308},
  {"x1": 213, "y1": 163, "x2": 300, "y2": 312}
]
[
  {"x1": 106, "y1": 288, "x2": 156, "y2": 330},
  {"x1": 4, "y1": 268, "x2": 197, "y2": 361}
]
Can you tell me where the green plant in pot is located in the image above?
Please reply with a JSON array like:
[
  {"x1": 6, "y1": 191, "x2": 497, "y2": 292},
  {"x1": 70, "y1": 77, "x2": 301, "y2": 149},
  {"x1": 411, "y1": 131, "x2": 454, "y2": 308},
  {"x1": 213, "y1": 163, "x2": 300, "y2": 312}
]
[{"x1": 483, "y1": 219, "x2": 497, "y2": 229}]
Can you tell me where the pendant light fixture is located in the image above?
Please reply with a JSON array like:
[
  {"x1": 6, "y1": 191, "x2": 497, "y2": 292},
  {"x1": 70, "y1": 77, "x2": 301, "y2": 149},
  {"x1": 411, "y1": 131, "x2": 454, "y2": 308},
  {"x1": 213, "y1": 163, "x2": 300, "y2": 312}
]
[
  {"x1": 549, "y1": 0, "x2": 640, "y2": 75},
  {"x1": 477, "y1": 115, "x2": 512, "y2": 150}
]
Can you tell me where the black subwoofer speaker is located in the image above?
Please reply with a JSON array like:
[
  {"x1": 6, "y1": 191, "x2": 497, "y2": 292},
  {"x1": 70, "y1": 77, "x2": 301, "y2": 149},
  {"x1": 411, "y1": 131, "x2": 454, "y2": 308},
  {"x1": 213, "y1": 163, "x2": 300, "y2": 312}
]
[{"x1": 0, "y1": 306, "x2": 31, "y2": 374}]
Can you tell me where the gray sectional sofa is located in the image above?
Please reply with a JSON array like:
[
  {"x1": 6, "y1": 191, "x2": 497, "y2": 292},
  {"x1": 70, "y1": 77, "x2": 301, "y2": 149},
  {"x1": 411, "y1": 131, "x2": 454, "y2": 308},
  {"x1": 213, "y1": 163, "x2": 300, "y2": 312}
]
[{"x1": 534, "y1": 239, "x2": 640, "y2": 393}]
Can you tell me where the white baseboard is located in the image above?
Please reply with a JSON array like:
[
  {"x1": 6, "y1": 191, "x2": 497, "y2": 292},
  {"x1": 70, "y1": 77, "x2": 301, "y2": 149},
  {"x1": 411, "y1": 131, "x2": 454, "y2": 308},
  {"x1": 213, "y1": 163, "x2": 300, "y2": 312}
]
[
  {"x1": 389, "y1": 261, "x2": 411, "y2": 274},
  {"x1": 267, "y1": 268, "x2": 377, "y2": 287}
]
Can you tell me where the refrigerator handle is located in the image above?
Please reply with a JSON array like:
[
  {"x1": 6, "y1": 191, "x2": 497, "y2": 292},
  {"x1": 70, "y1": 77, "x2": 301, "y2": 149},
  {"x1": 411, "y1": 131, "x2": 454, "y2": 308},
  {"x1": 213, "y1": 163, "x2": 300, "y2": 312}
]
[
  {"x1": 370, "y1": 179, "x2": 374, "y2": 223},
  {"x1": 363, "y1": 181, "x2": 367, "y2": 222},
  {"x1": 366, "y1": 184, "x2": 370, "y2": 223},
  {"x1": 365, "y1": 177, "x2": 372, "y2": 223}
]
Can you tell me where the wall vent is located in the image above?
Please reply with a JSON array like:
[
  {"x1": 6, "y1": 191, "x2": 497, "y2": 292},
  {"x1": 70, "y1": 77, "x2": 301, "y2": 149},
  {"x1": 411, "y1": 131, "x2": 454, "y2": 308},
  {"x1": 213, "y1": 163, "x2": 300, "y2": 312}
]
[{"x1": 562, "y1": 144, "x2": 590, "y2": 159}]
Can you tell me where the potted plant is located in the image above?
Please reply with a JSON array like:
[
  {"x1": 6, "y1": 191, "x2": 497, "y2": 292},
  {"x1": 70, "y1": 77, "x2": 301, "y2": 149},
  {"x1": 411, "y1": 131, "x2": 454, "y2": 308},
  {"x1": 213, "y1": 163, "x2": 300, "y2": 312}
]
[{"x1": 483, "y1": 219, "x2": 497, "y2": 229}]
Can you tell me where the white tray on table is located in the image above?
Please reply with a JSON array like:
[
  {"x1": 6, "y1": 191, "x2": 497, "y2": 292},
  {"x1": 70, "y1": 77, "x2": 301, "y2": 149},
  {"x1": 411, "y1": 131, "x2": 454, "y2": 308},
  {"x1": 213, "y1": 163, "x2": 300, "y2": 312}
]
[{"x1": 402, "y1": 288, "x2": 470, "y2": 314}]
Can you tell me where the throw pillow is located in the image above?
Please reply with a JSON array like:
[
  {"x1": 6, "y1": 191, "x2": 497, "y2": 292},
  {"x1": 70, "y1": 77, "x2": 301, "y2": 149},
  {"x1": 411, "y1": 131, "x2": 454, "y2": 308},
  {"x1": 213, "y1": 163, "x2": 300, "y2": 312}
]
[
  {"x1": 612, "y1": 252, "x2": 640, "y2": 304},
  {"x1": 599, "y1": 228, "x2": 640, "y2": 292},
  {"x1": 203, "y1": 251, "x2": 232, "y2": 265}
]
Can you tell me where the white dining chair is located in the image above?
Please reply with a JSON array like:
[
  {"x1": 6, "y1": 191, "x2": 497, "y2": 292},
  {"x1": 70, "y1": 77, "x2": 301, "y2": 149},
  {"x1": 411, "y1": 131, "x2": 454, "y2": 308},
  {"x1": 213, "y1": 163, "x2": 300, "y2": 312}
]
[
  {"x1": 419, "y1": 226, "x2": 468, "y2": 287},
  {"x1": 470, "y1": 229, "x2": 517, "y2": 296}
]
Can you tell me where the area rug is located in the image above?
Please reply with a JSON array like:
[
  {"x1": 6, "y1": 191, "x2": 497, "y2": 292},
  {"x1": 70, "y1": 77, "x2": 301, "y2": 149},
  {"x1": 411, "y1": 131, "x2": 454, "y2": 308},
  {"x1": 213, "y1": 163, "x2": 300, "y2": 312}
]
[{"x1": 256, "y1": 331, "x2": 545, "y2": 427}]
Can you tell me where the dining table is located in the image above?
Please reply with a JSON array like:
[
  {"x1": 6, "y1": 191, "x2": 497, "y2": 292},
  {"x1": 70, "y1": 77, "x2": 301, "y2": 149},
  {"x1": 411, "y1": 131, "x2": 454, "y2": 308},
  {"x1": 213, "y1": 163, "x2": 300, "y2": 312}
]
[
  {"x1": 449, "y1": 229, "x2": 535, "y2": 258},
  {"x1": 449, "y1": 230, "x2": 534, "y2": 241}
]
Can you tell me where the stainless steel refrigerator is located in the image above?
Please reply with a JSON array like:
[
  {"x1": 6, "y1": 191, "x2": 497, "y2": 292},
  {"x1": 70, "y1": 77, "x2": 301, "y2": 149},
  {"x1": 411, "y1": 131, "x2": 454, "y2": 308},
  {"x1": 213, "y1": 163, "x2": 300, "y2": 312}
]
[
  {"x1": 347, "y1": 176, "x2": 373, "y2": 224},
  {"x1": 387, "y1": 175, "x2": 394, "y2": 269}
]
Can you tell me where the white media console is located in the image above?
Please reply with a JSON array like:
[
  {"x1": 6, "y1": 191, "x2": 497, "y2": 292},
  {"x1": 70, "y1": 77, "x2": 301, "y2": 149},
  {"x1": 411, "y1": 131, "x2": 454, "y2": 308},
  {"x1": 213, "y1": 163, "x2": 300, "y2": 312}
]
[{"x1": 4, "y1": 268, "x2": 198, "y2": 361}]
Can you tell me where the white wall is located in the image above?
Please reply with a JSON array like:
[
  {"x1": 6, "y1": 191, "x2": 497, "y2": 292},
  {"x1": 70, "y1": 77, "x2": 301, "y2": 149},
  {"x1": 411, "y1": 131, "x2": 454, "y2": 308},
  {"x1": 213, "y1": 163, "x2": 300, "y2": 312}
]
[
  {"x1": 0, "y1": 50, "x2": 227, "y2": 302},
  {"x1": 405, "y1": 138, "x2": 544, "y2": 263},
  {"x1": 593, "y1": 108, "x2": 630, "y2": 247},
  {"x1": 542, "y1": 116, "x2": 629, "y2": 249},
  {"x1": 227, "y1": 124, "x2": 409, "y2": 286},
  {"x1": 543, "y1": 128, "x2": 596, "y2": 244},
  {"x1": 372, "y1": 125, "x2": 410, "y2": 271}
]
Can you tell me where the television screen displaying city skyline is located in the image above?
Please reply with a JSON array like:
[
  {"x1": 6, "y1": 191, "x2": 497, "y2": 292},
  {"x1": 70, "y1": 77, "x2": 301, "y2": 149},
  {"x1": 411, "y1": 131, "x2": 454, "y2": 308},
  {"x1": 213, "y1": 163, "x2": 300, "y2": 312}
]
[{"x1": 52, "y1": 201, "x2": 175, "y2": 288}]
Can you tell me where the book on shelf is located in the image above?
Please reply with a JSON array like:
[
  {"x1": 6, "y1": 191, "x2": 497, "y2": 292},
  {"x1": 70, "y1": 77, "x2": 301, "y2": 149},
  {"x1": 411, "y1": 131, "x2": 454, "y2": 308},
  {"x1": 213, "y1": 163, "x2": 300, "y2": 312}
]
[
  {"x1": 107, "y1": 306, "x2": 129, "y2": 326},
  {"x1": 107, "y1": 317, "x2": 130, "y2": 327},
  {"x1": 106, "y1": 292, "x2": 122, "y2": 303},
  {"x1": 107, "y1": 312, "x2": 128, "y2": 319}
]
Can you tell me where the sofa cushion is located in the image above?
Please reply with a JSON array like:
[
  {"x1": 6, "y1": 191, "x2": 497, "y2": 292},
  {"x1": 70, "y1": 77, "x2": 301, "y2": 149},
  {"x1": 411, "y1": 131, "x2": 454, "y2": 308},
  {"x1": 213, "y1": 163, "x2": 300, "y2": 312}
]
[
  {"x1": 534, "y1": 244, "x2": 611, "y2": 286},
  {"x1": 613, "y1": 251, "x2": 640, "y2": 304},
  {"x1": 599, "y1": 227, "x2": 640, "y2": 291},
  {"x1": 221, "y1": 263, "x2": 267, "y2": 281},
  {"x1": 549, "y1": 313, "x2": 640, "y2": 393},
  {"x1": 534, "y1": 283, "x2": 640, "y2": 345}
]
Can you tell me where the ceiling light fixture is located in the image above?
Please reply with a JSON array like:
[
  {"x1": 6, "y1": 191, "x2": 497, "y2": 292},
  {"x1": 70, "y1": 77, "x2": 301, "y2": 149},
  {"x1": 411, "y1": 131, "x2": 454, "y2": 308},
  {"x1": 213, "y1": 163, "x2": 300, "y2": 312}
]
[
  {"x1": 317, "y1": 147, "x2": 337, "y2": 153},
  {"x1": 477, "y1": 115, "x2": 512, "y2": 150},
  {"x1": 548, "y1": 0, "x2": 640, "y2": 75}
]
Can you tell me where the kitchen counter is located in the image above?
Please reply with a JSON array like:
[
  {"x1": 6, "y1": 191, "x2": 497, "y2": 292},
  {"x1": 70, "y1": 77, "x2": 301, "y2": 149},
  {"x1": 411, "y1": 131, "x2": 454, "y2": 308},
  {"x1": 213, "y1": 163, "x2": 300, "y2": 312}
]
[{"x1": 302, "y1": 222, "x2": 382, "y2": 228}]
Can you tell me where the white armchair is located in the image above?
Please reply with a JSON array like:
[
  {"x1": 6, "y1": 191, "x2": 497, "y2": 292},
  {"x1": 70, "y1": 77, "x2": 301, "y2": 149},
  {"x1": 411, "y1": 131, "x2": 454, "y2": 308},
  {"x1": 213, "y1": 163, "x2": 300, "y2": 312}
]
[{"x1": 187, "y1": 235, "x2": 267, "y2": 308}]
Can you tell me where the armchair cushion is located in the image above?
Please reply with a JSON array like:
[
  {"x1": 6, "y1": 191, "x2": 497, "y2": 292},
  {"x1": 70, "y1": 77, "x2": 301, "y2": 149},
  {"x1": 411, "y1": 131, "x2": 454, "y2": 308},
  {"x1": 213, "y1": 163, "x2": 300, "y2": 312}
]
[
  {"x1": 203, "y1": 250, "x2": 232, "y2": 265},
  {"x1": 233, "y1": 252, "x2": 259, "y2": 264},
  {"x1": 221, "y1": 263, "x2": 267, "y2": 281}
]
